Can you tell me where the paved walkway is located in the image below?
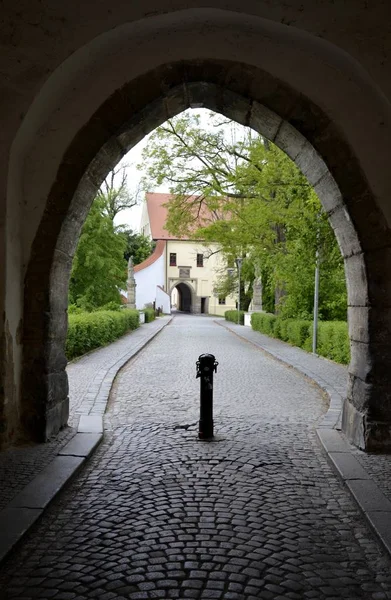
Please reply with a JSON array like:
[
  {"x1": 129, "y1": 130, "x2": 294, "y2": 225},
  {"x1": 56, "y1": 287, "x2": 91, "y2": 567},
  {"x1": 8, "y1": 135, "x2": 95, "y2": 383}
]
[
  {"x1": 220, "y1": 320, "x2": 391, "y2": 507},
  {"x1": 1, "y1": 315, "x2": 391, "y2": 599},
  {"x1": 0, "y1": 317, "x2": 171, "y2": 510}
]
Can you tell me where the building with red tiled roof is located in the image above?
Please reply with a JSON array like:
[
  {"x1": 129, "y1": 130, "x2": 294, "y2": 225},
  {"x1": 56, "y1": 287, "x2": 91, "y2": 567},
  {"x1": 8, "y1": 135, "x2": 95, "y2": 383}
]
[{"x1": 134, "y1": 193, "x2": 236, "y2": 315}]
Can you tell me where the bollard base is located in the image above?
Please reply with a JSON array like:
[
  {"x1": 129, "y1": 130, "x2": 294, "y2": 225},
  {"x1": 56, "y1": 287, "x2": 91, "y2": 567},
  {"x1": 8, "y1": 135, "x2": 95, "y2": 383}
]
[
  {"x1": 198, "y1": 419, "x2": 214, "y2": 440},
  {"x1": 196, "y1": 434, "x2": 226, "y2": 443}
]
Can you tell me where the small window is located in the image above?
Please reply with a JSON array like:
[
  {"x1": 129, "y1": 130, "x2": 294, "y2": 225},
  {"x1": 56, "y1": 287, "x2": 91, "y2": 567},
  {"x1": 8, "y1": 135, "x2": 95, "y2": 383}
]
[
  {"x1": 170, "y1": 253, "x2": 177, "y2": 266},
  {"x1": 218, "y1": 297, "x2": 226, "y2": 305},
  {"x1": 197, "y1": 254, "x2": 204, "y2": 267}
]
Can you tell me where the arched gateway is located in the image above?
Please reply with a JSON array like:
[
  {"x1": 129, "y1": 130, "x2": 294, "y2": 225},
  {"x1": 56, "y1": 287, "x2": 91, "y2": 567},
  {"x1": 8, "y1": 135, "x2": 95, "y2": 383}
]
[{"x1": 2, "y1": 6, "x2": 391, "y2": 452}]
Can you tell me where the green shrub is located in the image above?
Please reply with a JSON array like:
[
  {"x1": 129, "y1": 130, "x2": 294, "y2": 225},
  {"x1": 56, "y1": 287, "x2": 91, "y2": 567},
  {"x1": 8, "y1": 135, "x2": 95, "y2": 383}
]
[
  {"x1": 68, "y1": 304, "x2": 84, "y2": 315},
  {"x1": 98, "y1": 301, "x2": 122, "y2": 312},
  {"x1": 286, "y1": 320, "x2": 311, "y2": 348},
  {"x1": 143, "y1": 308, "x2": 156, "y2": 323},
  {"x1": 251, "y1": 312, "x2": 276, "y2": 336},
  {"x1": 316, "y1": 321, "x2": 350, "y2": 364},
  {"x1": 224, "y1": 310, "x2": 245, "y2": 325},
  {"x1": 66, "y1": 309, "x2": 139, "y2": 360},
  {"x1": 251, "y1": 312, "x2": 350, "y2": 365}
]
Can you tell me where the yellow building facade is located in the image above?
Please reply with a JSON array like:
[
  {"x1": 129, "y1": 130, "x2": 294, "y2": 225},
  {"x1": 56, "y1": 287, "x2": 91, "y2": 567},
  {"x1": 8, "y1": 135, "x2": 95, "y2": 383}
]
[{"x1": 137, "y1": 193, "x2": 236, "y2": 315}]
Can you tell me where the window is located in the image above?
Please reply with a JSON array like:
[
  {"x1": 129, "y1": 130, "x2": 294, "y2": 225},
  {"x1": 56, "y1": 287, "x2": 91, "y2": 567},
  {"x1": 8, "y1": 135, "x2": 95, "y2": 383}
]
[
  {"x1": 170, "y1": 253, "x2": 177, "y2": 266},
  {"x1": 197, "y1": 253, "x2": 204, "y2": 267},
  {"x1": 218, "y1": 297, "x2": 226, "y2": 305}
]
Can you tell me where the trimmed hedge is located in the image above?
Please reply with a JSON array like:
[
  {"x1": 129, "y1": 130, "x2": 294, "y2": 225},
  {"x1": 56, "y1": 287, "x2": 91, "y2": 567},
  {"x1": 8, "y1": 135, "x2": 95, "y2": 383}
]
[
  {"x1": 251, "y1": 312, "x2": 350, "y2": 365},
  {"x1": 224, "y1": 310, "x2": 245, "y2": 325},
  {"x1": 143, "y1": 308, "x2": 156, "y2": 323},
  {"x1": 66, "y1": 309, "x2": 139, "y2": 360}
]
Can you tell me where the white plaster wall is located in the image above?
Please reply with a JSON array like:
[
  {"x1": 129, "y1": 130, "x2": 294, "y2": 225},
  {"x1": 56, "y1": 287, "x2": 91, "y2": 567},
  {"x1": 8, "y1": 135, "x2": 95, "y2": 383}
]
[
  {"x1": 140, "y1": 201, "x2": 152, "y2": 239},
  {"x1": 156, "y1": 286, "x2": 171, "y2": 314},
  {"x1": 135, "y1": 253, "x2": 165, "y2": 309}
]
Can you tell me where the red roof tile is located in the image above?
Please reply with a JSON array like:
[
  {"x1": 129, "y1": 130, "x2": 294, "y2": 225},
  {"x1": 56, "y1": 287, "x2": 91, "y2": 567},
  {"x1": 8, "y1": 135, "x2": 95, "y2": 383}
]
[
  {"x1": 134, "y1": 239, "x2": 166, "y2": 272},
  {"x1": 145, "y1": 192, "x2": 216, "y2": 241}
]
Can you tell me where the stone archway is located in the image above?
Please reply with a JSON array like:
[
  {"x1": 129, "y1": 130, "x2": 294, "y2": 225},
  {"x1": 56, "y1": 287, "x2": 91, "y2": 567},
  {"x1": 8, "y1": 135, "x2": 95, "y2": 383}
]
[
  {"x1": 170, "y1": 280, "x2": 199, "y2": 314},
  {"x1": 175, "y1": 283, "x2": 192, "y2": 313},
  {"x1": 16, "y1": 57, "x2": 391, "y2": 451}
]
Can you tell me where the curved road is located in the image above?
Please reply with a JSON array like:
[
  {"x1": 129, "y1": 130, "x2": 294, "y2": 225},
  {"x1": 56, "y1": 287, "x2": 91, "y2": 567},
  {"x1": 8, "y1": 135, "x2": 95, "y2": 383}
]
[{"x1": 1, "y1": 315, "x2": 391, "y2": 599}]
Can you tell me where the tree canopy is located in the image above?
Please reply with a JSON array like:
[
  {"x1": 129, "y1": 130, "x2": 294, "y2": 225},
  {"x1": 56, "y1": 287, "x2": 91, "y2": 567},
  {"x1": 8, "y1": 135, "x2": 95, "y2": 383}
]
[
  {"x1": 69, "y1": 196, "x2": 127, "y2": 310},
  {"x1": 69, "y1": 168, "x2": 154, "y2": 310},
  {"x1": 141, "y1": 110, "x2": 347, "y2": 320}
]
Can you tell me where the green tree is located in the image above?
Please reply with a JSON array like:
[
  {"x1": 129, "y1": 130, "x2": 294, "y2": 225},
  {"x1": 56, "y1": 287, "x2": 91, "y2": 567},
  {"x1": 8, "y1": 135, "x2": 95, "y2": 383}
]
[
  {"x1": 69, "y1": 197, "x2": 127, "y2": 310},
  {"x1": 141, "y1": 110, "x2": 347, "y2": 320},
  {"x1": 120, "y1": 229, "x2": 155, "y2": 265}
]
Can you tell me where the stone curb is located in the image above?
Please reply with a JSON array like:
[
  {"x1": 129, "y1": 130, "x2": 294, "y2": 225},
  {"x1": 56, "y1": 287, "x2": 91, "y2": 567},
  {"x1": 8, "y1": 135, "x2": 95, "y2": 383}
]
[
  {"x1": 0, "y1": 316, "x2": 172, "y2": 564},
  {"x1": 219, "y1": 320, "x2": 391, "y2": 557}
]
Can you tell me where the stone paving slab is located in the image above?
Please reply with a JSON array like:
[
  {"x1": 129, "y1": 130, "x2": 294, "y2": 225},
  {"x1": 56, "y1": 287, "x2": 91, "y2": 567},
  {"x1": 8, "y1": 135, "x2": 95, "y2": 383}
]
[
  {"x1": 0, "y1": 508, "x2": 42, "y2": 563},
  {"x1": 0, "y1": 316, "x2": 172, "y2": 562},
  {"x1": 78, "y1": 415, "x2": 103, "y2": 433},
  {"x1": 219, "y1": 319, "x2": 391, "y2": 561},
  {"x1": 58, "y1": 433, "x2": 102, "y2": 457},
  {"x1": 7, "y1": 456, "x2": 85, "y2": 510}
]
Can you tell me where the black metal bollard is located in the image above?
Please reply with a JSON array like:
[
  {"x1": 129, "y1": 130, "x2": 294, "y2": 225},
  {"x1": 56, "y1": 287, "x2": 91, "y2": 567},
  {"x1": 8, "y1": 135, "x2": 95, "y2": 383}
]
[{"x1": 196, "y1": 353, "x2": 218, "y2": 440}]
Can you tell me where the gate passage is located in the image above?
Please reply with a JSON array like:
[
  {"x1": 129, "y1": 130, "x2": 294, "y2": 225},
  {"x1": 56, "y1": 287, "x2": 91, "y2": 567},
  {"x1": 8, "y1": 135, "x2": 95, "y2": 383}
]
[{"x1": 196, "y1": 353, "x2": 218, "y2": 440}]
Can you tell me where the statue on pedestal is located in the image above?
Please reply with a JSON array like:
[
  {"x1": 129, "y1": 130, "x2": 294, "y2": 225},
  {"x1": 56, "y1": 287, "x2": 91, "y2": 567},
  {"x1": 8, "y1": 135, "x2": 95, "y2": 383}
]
[
  {"x1": 127, "y1": 256, "x2": 137, "y2": 309},
  {"x1": 252, "y1": 262, "x2": 263, "y2": 312}
]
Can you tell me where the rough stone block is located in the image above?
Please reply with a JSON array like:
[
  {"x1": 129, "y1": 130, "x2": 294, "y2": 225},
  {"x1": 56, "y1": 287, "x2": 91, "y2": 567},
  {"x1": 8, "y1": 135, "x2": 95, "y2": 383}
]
[
  {"x1": 350, "y1": 340, "x2": 391, "y2": 387},
  {"x1": 295, "y1": 144, "x2": 328, "y2": 186},
  {"x1": 165, "y1": 85, "x2": 188, "y2": 118},
  {"x1": 341, "y1": 398, "x2": 366, "y2": 450},
  {"x1": 328, "y1": 205, "x2": 362, "y2": 258},
  {"x1": 43, "y1": 340, "x2": 68, "y2": 373},
  {"x1": 366, "y1": 247, "x2": 391, "y2": 306},
  {"x1": 186, "y1": 82, "x2": 220, "y2": 112},
  {"x1": 222, "y1": 89, "x2": 251, "y2": 126},
  {"x1": 274, "y1": 121, "x2": 306, "y2": 160},
  {"x1": 344, "y1": 253, "x2": 368, "y2": 307},
  {"x1": 45, "y1": 396, "x2": 69, "y2": 440},
  {"x1": 87, "y1": 138, "x2": 124, "y2": 187},
  {"x1": 314, "y1": 170, "x2": 344, "y2": 214},
  {"x1": 117, "y1": 118, "x2": 145, "y2": 151},
  {"x1": 340, "y1": 397, "x2": 391, "y2": 451},
  {"x1": 348, "y1": 306, "x2": 369, "y2": 344},
  {"x1": 8, "y1": 455, "x2": 83, "y2": 509},
  {"x1": 249, "y1": 102, "x2": 282, "y2": 141},
  {"x1": 349, "y1": 305, "x2": 391, "y2": 345},
  {"x1": 347, "y1": 191, "x2": 391, "y2": 252},
  {"x1": 47, "y1": 371, "x2": 69, "y2": 405},
  {"x1": 141, "y1": 97, "x2": 168, "y2": 137}
]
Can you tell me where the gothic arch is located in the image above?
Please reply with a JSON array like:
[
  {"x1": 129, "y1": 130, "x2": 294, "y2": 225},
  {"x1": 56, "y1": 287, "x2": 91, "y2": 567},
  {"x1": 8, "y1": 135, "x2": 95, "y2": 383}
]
[
  {"x1": 170, "y1": 281, "x2": 196, "y2": 313},
  {"x1": 18, "y1": 58, "x2": 391, "y2": 450}
]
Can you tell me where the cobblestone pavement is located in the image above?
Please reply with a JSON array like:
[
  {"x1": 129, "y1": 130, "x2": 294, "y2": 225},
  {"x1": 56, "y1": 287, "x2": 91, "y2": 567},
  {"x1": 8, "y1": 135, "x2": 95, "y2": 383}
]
[
  {"x1": 1, "y1": 315, "x2": 391, "y2": 599},
  {"x1": 220, "y1": 320, "x2": 391, "y2": 517},
  {"x1": 0, "y1": 319, "x2": 169, "y2": 510}
]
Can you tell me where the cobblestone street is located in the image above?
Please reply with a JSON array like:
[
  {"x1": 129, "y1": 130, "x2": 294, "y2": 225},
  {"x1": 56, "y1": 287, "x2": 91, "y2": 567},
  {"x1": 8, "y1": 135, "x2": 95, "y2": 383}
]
[{"x1": 1, "y1": 315, "x2": 391, "y2": 599}]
